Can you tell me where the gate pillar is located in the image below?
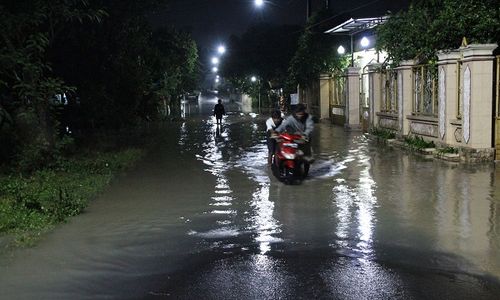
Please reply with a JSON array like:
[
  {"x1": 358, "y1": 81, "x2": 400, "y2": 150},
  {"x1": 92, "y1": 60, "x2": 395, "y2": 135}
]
[
  {"x1": 345, "y1": 67, "x2": 361, "y2": 131},
  {"x1": 367, "y1": 63, "x2": 382, "y2": 130},
  {"x1": 460, "y1": 44, "x2": 497, "y2": 149},
  {"x1": 396, "y1": 60, "x2": 417, "y2": 136},
  {"x1": 437, "y1": 50, "x2": 461, "y2": 146}
]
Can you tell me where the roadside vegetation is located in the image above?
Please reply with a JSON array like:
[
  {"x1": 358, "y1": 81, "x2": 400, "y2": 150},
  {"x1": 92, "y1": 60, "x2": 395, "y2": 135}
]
[
  {"x1": 0, "y1": 0, "x2": 199, "y2": 248},
  {"x1": 0, "y1": 148, "x2": 143, "y2": 248},
  {"x1": 376, "y1": 0, "x2": 499, "y2": 65},
  {"x1": 370, "y1": 127, "x2": 396, "y2": 140},
  {"x1": 436, "y1": 146, "x2": 459, "y2": 155},
  {"x1": 404, "y1": 135, "x2": 436, "y2": 151}
]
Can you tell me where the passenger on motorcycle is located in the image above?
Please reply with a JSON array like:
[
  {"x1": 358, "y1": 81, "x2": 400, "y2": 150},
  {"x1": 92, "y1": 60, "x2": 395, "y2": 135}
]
[
  {"x1": 274, "y1": 103, "x2": 314, "y2": 160},
  {"x1": 266, "y1": 110, "x2": 283, "y2": 165}
]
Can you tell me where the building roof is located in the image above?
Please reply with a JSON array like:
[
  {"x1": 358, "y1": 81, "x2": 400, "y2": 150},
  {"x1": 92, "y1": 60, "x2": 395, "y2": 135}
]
[{"x1": 324, "y1": 16, "x2": 388, "y2": 35}]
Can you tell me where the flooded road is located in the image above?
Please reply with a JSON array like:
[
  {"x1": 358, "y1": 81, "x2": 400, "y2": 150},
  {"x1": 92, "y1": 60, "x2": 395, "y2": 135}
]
[{"x1": 1, "y1": 92, "x2": 500, "y2": 299}]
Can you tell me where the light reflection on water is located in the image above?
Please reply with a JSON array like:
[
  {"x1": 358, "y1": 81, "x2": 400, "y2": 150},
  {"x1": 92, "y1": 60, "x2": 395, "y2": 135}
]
[
  {"x1": 240, "y1": 143, "x2": 283, "y2": 254},
  {"x1": 186, "y1": 102, "x2": 500, "y2": 281}
]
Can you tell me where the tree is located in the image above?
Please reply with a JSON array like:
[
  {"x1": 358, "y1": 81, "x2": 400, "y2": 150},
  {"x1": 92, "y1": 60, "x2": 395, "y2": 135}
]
[
  {"x1": 149, "y1": 27, "x2": 199, "y2": 118},
  {"x1": 376, "y1": 0, "x2": 500, "y2": 65},
  {"x1": 50, "y1": 1, "x2": 199, "y2": 127},
  {"x1": 0, "y1": 0, "x2": 106, "y2": 169},
  {"x1": 0, "y1": 0, "x2": 199, "y2": 169},
  {"x1": 287, "y1": 10, "x2": 348, "y2": 89}
]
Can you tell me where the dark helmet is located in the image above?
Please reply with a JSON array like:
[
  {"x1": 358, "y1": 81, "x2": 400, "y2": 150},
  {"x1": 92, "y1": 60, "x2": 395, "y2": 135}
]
[{"x1": 294, "y1": 103, "x2": 306, "y2": 113}]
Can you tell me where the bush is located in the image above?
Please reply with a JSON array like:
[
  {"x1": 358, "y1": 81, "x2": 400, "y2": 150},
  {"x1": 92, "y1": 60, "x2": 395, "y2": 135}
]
[
  {"x1": 437, "y1": 146, "x2": 459, "y2": 154},
  {"x1": 404, "y1": 135, "x2": 435, "y2": 150},
  {"x1": 371, "y1": 127, "x2": 396, "y2": 139}
]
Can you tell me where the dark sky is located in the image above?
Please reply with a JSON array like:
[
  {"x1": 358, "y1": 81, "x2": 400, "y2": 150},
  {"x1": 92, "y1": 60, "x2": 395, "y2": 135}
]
[
  {"x1": 149, "y1": 0, "x2": 307, "y2": 52},
  {"x1": 149, "y1": 0, "x2": 410, "y2": 59}
]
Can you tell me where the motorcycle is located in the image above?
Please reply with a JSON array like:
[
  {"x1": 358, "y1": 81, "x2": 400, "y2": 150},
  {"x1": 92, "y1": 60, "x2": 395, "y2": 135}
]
[{"x1": 270, "y1": 132, "x2": 311, "y2": 184}]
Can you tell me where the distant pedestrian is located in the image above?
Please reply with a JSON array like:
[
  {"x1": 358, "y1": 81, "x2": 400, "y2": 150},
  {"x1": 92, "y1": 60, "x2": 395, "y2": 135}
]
[{"x1": 213, "y1": 98, "x2": 226, "y2": 125}]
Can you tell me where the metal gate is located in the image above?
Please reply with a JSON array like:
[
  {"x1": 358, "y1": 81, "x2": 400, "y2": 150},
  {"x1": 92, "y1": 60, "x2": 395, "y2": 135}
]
[
  {"x1": 330, "y1": 73, "x2": 347, "y2": 126},
  {"x1": 360, "y1": 72, "x2": 370, "y2": 132}
]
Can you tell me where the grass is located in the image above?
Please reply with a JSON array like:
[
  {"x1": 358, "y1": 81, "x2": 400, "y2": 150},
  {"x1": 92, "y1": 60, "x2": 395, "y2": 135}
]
[
  {"x1": 404, "y1": 135, "x2": 435, "y2": 150},
  {"x1": 437, "y1": 146, "x2": 459, "y2": 154},
  {"x1": 0, "y1": 148, "x2": 144, "y2": 248},
  {"x1": 371, "y1": 127, "x2": 396, "y2": 139}
]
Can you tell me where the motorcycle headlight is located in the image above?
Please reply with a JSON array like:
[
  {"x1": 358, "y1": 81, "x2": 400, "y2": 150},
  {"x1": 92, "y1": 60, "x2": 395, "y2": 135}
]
[
  {"x1": 282, "y1": 143, "x2": 298, "y2": 148},
  {"x1": 282, "y1": 152, "x2": 296, "y2": 159}
]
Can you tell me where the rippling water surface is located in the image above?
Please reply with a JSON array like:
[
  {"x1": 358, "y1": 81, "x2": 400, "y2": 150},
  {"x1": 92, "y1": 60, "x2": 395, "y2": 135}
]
[{"x1": 1, "y1": 93, "x2": 500, "y2": 299}]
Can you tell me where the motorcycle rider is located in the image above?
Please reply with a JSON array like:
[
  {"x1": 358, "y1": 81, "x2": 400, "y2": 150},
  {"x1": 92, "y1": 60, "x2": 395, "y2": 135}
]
[{"x1": 274, "y1": 103, "x2": 314, "y2": 160}]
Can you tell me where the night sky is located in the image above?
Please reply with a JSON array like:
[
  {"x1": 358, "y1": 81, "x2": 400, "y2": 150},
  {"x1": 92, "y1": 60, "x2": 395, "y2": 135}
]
[{"x1": 149, "y1": 0, "x2": 411, "y2": 59}]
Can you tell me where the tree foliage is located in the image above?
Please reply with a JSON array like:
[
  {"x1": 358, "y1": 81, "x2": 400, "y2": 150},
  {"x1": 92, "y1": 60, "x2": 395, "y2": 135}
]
[
  {"x1": 0, "y1": 0, "x2": 199, "y2": 170},
  {"x1": 287, "y1": 10, "x2": 348, "y2": 88},
  {"x1": 0, "y1": 0, "x2": 107, "y2": 168},
  {"x1": 376, "y1": 0, "x2": 500, "y2": 65}
]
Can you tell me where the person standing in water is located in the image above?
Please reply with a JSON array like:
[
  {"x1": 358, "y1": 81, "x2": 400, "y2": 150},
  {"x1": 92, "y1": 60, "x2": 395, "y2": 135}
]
[{"x1": 213, "y1": 98, "x2": 226, "y2": 125}]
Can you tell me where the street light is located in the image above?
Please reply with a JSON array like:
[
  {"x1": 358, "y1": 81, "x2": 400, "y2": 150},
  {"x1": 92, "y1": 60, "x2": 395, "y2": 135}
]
[
  {"x1": 360, "y1": 37, "x2": 370, "y2": 48},
  {"x1": 212, "y1": 66, "x2": 218, "y2": 73},
  {"x1": 254, "y1": 0, "x2": 264, "y2": 7},
  {"x1": 217, "y1": 45, "x2": 226, "y2": 55},
  {"x1": 337, "y1": 45, "x2": 345, "y2": 55},
  {"x1": 251, "y1": 76, "x2": 261, "y2": 112},
  {"x1": 211, "y1": 57, "x2": 220, "y2": 65}
]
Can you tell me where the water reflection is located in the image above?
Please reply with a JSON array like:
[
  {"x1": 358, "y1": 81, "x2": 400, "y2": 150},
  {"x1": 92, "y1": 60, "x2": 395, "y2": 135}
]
[
  {"x1": 332, "y1": 137, "x2": 376, "y2": 258},
  {"x1": 240, "y1": 143, "x2": 283, "y2": 254},
  {"x1": 191, "y1": 115, "x2": 236, "y2": 241}
]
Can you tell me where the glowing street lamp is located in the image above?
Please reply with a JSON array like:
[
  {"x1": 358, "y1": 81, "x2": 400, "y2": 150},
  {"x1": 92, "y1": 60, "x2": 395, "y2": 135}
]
[
  {"x1": 255, "y1": 0, "x2": 264, "y2": 7},
  {"x1": 337, "y1": 45, "x2": 345, "y2": 55},
  {"x1": 212, "y1": 66, "x2": 218, "y2": 73},
  {"x1": 217, "y1": 45, "x2": 226, "y2": 55},
  {"x1": 360, "y1": 37, "x2": 370, "y2": 48},
  {"x1": 211, "y1": 57, "x2": 220, "y2": 65},
  {"x1": 250, "y1": 76, "x2": 261, "y2": 112}
]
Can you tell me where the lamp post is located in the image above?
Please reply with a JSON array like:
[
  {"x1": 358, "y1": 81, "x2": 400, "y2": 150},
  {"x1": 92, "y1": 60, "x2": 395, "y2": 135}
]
[{"x1": 251, "y1": 76, "x2": 261, "y2": 112}]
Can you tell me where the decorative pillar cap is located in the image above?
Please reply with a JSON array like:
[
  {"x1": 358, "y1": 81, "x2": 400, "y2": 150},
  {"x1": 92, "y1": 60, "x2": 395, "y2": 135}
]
[
  {"x1": 396, "y1": 59, "x2": 417, "y2": 70},
  {"x1": 462, "y1": 43, "x2": 498, "y2": 58},
  {"x1": 366, "y1": 63, "x2": 382, "y2": 73},
  {"x1": 346, "y1": 67, "x2": 361, "y2": 76},
  {"x1": 437, "y1": 50, "x2": 461, "y2": 64}
]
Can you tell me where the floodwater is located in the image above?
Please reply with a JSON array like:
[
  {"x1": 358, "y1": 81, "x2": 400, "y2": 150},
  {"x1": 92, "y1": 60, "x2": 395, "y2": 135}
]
[{"x1": 1, "y1": 92, "x2": 500, "y2": 299}]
